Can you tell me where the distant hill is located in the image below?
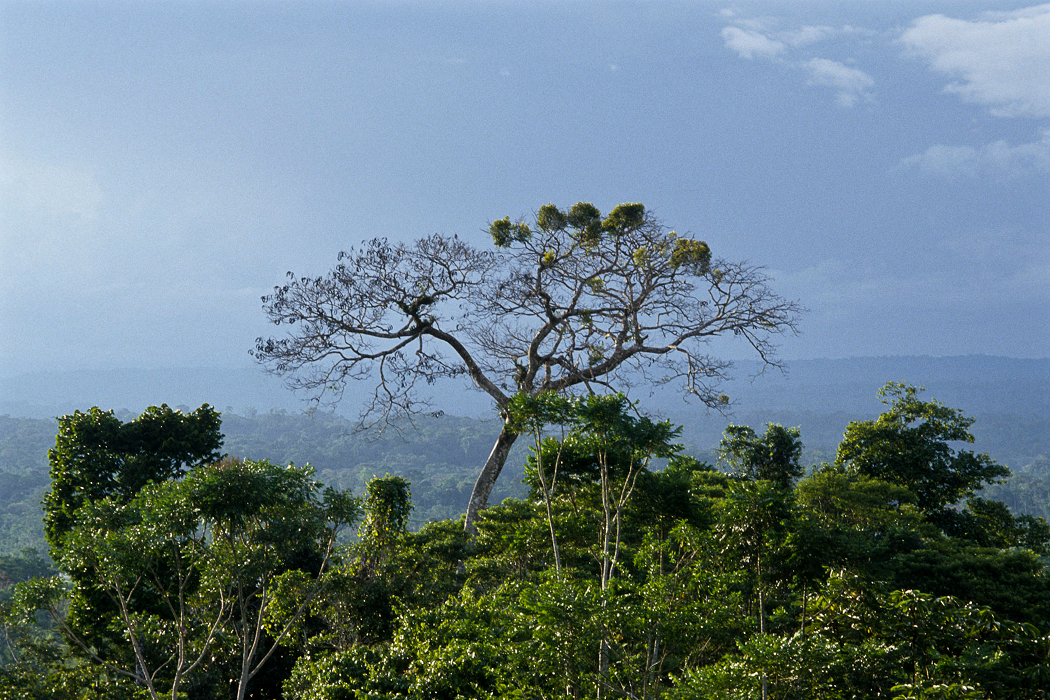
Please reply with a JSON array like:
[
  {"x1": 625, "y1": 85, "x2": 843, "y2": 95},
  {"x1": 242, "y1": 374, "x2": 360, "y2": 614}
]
[
  {"x1": 0, "y1": 411, "x2": 531, "y2": 553},
  {"x1": 651, "y1": 356, "x2": 1050, "y2": 469},
  {"x1": 3, "y1": 355, "x2": 1047, "y2": 473},
  {"x1": 715, "y1": 355, "x2": 1050, "y2": 415},
  {"x1": 3, "y1": 355, "x2": 1047, "y2": 420},
  {"x1": 0, "y1": 366, "x2": 309, "y2": 419},
  {"x1": 2, "y1": 356, "x2": 1047, "y2": 554}
]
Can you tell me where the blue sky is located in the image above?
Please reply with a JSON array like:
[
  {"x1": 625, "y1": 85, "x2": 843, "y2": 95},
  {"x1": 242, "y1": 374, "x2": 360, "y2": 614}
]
[{"x1": 2, "y1": 0, "x2": 1048, "y2": 377}]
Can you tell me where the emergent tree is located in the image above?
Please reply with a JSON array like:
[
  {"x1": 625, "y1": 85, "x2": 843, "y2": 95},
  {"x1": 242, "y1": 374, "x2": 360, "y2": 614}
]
[
  {"x1": 253, "y1": 202, "x2": 801, "y2": 531},
  {"x1": 835, "y1": 383, "x2": 1010, "y2": 517}
]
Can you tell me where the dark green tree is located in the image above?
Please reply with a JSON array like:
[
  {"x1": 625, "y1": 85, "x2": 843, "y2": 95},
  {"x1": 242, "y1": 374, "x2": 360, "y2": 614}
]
[
  {"x1": 39, "y1": 404, "x2": 222, "y2": 666},
  {"x1": 792, "y1": 466, "x2": 923, "y2": 585},
  {"x1": 718, "y1": 424, "x2": 804, "y2": 490},
  {"x1": 715, "y1": 479, "x2": 794, "y2": 700},
  {"x1": 44, "y1": 404, "x2": 222, "y2": 552},
  {"x1": 836, "y1": 383, "x2": 1010, "y2": 517}
]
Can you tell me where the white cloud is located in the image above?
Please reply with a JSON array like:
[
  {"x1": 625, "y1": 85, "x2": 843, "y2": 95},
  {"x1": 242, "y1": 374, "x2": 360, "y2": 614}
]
[
  {"x1": 803, "y1": 58, "x2": 875, "y2": 107},
  {"x1": 783, "y1": 25, "x2": 835, "y2": 47},
  {"x1": 721, "y1": 26, "x2": 785, "y2": 59},
  {"x1": 901, "y1": 4, "x2": 1050, "y2": 118},
  {"x1": 901, "y1": 128, "x2": 1050, "y2": 176},
  {"x1": 719, "y1": 19, "x2": 873, "y2": 108}
]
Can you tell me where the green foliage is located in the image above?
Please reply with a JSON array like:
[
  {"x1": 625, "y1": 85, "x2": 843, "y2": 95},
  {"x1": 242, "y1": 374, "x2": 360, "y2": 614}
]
[
  {"x1": 44, "y1": 404, "x2": 222, "y2": 553},
  {"x1": 571, "y1": 394, "x2": 681, "y2": 465},
  {"x1": 796, "y1": 467, "x2": 919, "y2": 531},
  {"x1": 10, "y1": 382, "x2": 1050, "y2": 700},
  {"x1": 715, "y1": 479, "x2": 795, "y2": 638},
  {"x1": 489, "y1": 216, "x2": 532, "y2": 247},
  {"x1": 719, "y1": 423, "x2": 804, "y2": 489},
  {"x1": 536, "y1": 203, "x2": 568, "y2": 232},
  {"x1": 717, "y1": 480, "x2": 793, "y2": 563},
  {"x1": 506, "y1": 391, "x2": 574, "y2": 437},
  {"x1": 218, "y1": 411, "x2": 529, "y2": 528},
  {"x1": 601, "y1": 202, "x2": 646, "y2": 234},
  {"x1": 306, "y1": 514, "x2": 470, "y2": 651},
  {"x1": 673, "y1": 571, "x2": 1050, "y2": 700},
  {"x1": 836, "y1": 384, "x2": 1010, "y2": 515},
  {"x1": 669, "y1": 238, "x2": 711, "y2": 274},
  {"x1": 668, "y1": 632, "x2": 851, "y2": 700},
  {"x1": 0, "y1": 660, "x2": 145, "y2": 700},
  {"x1": 16, "y1": 451, "x2": 358, "y2": 700},
  {"x1": 285, "y1": 588, "x2": 518, "y2": 700},
  {"x1": 931, "y1": 494, "x2": 1050, "y2": 557},
  {"x1": 631, "y1": 456, "x2": 719, "y2": 539},
  {"x1": 0, "y1": 549, "x2": 53, "y2": 600},
  {"x1": 359, "y1": 475, "x2": 413, "y2": 548},
  {"x1": 565, "y1": 201, "x2": 604, "y2": 248},
  {"x1": 890, "y1": 538, "x2": 1050, "y2": 625}
]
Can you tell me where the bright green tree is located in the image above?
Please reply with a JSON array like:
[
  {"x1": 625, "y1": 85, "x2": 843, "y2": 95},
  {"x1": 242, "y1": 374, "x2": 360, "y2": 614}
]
[
  {"x1": 565, "y1": 394, "x2": 681, "y2": 592},
  {"x1": 359, "y1": 474, "x2": 413, "y2": 552},
  {"x1": 18, "y1": 458, "x2": 358, "y2": 700},
  {"x1": 507, "y1": 390, "x2": 574, "y2": 577}
]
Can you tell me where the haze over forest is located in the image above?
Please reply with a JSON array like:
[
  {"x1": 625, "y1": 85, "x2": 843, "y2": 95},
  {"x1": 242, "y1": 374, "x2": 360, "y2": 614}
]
[{"x1": 3, "y1": 355, "x2": 1048, "y2": 553}]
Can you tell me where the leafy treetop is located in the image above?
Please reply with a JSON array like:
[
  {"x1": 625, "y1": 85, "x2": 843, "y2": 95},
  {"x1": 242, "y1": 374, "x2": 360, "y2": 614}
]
[
  {"x1": 835, "y1": 383, "x2": 1010, "y2": 514},
  {"x1": 44, "y1": 404, "x2": 222, "y2": 553}
]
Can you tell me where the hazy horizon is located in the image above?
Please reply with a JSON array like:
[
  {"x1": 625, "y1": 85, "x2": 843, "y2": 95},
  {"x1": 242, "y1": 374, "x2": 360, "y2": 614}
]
[{"x1": 3, "y1": 355, "x2": 1047, "y2": 422}]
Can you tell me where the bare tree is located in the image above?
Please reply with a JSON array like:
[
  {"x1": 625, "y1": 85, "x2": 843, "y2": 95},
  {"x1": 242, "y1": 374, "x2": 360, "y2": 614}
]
[{"x1": 253, "y1": 202, "x2": 801, "y2": 532}]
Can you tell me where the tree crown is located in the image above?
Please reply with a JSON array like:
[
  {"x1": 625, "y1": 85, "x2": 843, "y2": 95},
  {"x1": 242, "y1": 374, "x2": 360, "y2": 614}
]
[
  {"x1": 835, "y1": 383, "x2": 1010, "y2": 513},
  {"x1": 254, "y1": 202, "x2": 800, "y2": 426}
]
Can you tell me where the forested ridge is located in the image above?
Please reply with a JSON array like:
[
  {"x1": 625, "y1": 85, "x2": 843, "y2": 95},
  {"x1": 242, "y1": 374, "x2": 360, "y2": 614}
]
[
  {"x1": 3, "y1": 400, "x2": 1049, "y2": 554},
  {"x1": 2, "y1": 383, "x2": 1050, "y2": 699}
]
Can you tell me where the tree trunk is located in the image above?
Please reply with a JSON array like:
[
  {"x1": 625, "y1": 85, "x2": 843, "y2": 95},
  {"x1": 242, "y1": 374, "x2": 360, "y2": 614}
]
[
  {"x1": 464, "y1": 421, "x2": 518, "y2": 534},
  {"x1": 800, "y1": 580, "x2": 806, "y2": 638},
  {"x1": 758, "y1": 554, "x2": 767, "y2": 700},
  {"x1": 534, "y1": 433, "x2": 562, "y2": 577}
]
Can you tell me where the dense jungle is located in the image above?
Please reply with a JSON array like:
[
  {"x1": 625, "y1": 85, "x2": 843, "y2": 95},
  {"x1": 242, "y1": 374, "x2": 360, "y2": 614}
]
[{"x1": 2, "y1": 380, "x2": 1049, "y2": 699}]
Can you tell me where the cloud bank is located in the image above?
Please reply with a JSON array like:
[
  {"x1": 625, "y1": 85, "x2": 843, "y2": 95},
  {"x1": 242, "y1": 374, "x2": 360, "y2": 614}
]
[
  {"x1": 902, "y1": 128, "x2": 1050, "y2": 176},
  {"x1": 901, "y1": 4, "x2": 1050, "y2": 119}
]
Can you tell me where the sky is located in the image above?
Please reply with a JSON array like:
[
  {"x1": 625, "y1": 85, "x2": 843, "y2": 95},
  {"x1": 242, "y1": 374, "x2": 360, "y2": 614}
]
[{"x1": 2, "y1": 0, "x2": 1048, "y2": 380}]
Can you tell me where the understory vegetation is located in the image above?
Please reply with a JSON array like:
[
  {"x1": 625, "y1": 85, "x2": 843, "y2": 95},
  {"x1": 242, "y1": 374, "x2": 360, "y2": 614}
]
[{"x1": 2, "y1": 383, "x2": 1050, "y2": 699}]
